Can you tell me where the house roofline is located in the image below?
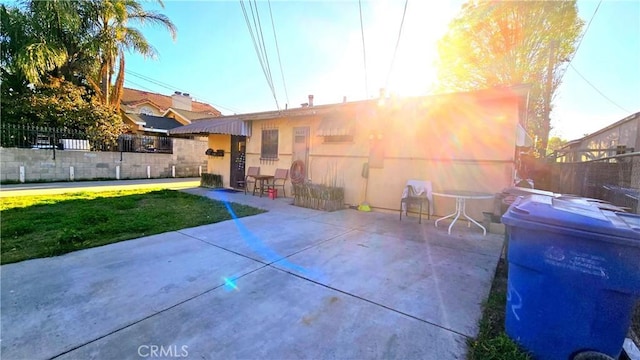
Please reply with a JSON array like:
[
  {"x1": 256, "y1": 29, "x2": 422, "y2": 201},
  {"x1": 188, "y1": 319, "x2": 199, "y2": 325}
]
[
  {"x1": 191, "y1": 85, "x2": 531, "y2": 123},
  {"x1": 569, "y1": 111, "x2": 640, "y2": 142}
]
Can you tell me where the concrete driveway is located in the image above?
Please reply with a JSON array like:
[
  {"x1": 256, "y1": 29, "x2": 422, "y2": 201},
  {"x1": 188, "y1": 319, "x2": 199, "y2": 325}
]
[{"x1": 1, "y1": 187, "x2": 504, "y2": 359}]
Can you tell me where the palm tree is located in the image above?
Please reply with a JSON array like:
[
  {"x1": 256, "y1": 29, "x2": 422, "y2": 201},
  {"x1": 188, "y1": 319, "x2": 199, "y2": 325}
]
[
  {"x1": 84, "y1": 0, "x2": 177, "y2": 110},
  {"x1": 1, "y1": 0, "x2": 176, "y2": 112},
  {"x1": 0, "y1": 1, "x2": 80, "y2": 89}
]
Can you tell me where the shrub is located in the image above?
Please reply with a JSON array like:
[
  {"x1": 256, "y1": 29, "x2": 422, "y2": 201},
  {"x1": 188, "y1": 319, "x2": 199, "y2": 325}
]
[{"x1": 201, "y1": 173, "x2": 223, "y2": 188}]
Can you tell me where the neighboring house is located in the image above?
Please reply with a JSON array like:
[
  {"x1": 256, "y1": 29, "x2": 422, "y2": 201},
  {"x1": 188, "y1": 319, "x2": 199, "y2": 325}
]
[
  {"x1": 169, "y1": 85, "x2": 530, "y2": 218},
  {"x1": 554, "y1": 112, "x2": 640, "y2": 162},
  {"x1": 121, "y1": 88, "x2": 221, "y2": 134},
  {"x1": 121, "y1": 113, "x2": 185, "y2": 135}
]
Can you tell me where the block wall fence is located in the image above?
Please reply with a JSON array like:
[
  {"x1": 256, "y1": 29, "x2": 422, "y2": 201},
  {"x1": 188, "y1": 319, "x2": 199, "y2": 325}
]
[{"x1": 0, "y1": 138, "x2": 208, "y2": 183}]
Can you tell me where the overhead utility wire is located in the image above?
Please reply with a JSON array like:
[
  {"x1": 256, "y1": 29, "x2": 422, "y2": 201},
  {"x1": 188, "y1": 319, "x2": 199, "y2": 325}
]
[
  {"x1": 240, "y1": 0, "x2": 280, "y2": 110},
  {"x1": 250, "y1": 0, "x2": 272, "y2": 84},
  {"x1": 558, "y1": 0, "x2": 602, "y2": 84},
  {"x1": 385, "y1": 0, "x2": 409, "y2": 91},
  {"x1": 249, "y1": 0, "x2": 277, "y2": 89},
  {"x1": 268, "y1": 0, "x2": 289, "y2": 107},
  {"x1": 125, "y1": 69, "x2": 243, "y2": 114},
  {"x1": 569, "y1": 64, "x2": 630, "y2": 113},
  {"x1": 240, "y1": 1, "x2": 267, "y2": 81},
  {"x1": 125, "y1": 70, "x2": 242, "y2": 113},
  {"x1": 124, "y1": 79, "x2": 157, "y2": 93},
  {"x1": 252, "y1": 0, "x2": 278, "y2": 107},
  {"x1": 358, "y1": 0, "x2": 369, "y2": 98}
]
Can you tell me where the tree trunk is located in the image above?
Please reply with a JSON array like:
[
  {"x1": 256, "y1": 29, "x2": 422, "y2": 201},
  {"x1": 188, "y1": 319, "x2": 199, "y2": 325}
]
[
  {"x1": 100, "y1": 60, "x2": 109, "y2": 106},
  {"x1": 111, "y1": 54, "x2": 125, "y2": 111}
]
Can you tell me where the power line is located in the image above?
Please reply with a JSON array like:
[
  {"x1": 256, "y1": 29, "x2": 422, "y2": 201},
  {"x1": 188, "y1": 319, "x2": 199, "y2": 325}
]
[
  {"x1": 358, "y1": 0, "x2": 369, "y2": 98},
  {"x1": 252, "y1": 0, "x2": 278, "y2": 109},
  {"x1": 125, "y1": 70, "x2": 243, "y2": 114},
  {"x1": 268, "y1": 0, "x2": 289, "y2": 107},
  {"x1": 124, "y1": 79, "x2": 157, "y2": 93},
  {"x1": 569, "y1": 63, "x2": 630, "y2": 113},
  {"x1": 242, "y1": 0, "x2": 279, "y2": 109},
  {"x1": 125, "y1": 70, "x2": 241, "y2": 113},
  {"x1": 240, "y1": 0, "x2": 280, "y2": 110},
  {"x1": 559, "y1": 0, "x2": 602, "y2": 83},
  {"x1": 385, "y1": 0, "x2": 409, "y2": 91},
  {"x1": 572, "y1": 0, "x2": 602, "y2": 62}
]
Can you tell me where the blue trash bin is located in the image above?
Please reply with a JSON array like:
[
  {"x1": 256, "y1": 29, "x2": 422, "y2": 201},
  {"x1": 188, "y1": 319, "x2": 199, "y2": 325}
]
[{"x1": 502, "y1": 195, "x2": 640, "y2": 360}]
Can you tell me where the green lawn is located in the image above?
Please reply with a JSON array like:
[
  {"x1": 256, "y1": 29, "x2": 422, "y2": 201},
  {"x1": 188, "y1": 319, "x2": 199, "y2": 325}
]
[{"x1": 0, "y1": 189, "x2": 265, "y2": 264}]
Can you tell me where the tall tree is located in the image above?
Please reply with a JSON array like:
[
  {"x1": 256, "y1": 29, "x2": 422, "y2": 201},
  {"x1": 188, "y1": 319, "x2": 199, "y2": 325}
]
[
  {"x1": 436, "y1": 0, "x2": 583, "y2": 154},
  {"x1": 0, "y1": 2, "x2": 75, "y2": 89},
  {"x1": 546, "y1": 135, "x2": 567, "y2": 155},
  {"x1": 84, "y1": 0, "x2": 177, "y2": 110},
  {"x1": 1, "y1": 0, "x2": 176, "y2": 111}
]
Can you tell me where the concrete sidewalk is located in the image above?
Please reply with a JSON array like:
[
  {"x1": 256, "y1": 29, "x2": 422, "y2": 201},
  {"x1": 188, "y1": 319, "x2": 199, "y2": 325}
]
[
  {"x1": 0, "y1": 177, "x2": 201, "y2": 197},
  {"x1": 1, "y1": 187, "x2": 503, "y2": 359}
]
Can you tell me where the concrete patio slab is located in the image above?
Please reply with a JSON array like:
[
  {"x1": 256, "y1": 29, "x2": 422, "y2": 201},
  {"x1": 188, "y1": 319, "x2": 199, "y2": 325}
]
[
  {"x1": 1, "y1": 231, "x2": 264, "y2": 359},
  {"x1": 310, "y1": 209, "x2": 504, "y2": 257},
  {"x1": 271, "y1": 228, "x2": 501, "y2": 338},
  {"x1": 1, "y1": 185, "x2": 503, "y2": 359},
  {"x1": 59, "y1": 266, "x2": 468, "y2": 360},
  {"x1": 180, "y1": 212, "x2": 353, "y2": 265}
]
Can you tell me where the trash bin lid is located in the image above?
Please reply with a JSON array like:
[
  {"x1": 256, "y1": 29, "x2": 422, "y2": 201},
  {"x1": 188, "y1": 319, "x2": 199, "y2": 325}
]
[{"x1": 503, "y1": 195, "x2": 640, "y2": 243}]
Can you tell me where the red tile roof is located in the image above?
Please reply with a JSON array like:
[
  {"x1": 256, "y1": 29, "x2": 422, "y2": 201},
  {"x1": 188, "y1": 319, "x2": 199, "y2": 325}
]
[{"x1": 121, "y1": 87, "x2": 221, "y2": 115}]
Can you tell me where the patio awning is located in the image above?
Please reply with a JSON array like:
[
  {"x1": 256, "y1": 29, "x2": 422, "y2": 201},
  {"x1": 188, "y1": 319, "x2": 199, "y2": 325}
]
[
  {"x1": 168, "y1": 119, "x2": 252, "y2": 136},
  {"x1": 316, "y1": 115, "x2": 354, "y2": 136}
]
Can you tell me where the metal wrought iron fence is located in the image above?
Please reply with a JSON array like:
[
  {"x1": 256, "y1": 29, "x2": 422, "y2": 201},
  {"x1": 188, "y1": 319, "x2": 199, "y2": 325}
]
[{"x1": 0, "y1": 123, "x2": 172, "y2": 154}]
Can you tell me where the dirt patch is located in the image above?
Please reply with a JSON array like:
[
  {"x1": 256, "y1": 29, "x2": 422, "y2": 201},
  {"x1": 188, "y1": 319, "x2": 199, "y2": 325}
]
[{"x1": 631, "y1": 301, "x2": 640, "y2": 346}]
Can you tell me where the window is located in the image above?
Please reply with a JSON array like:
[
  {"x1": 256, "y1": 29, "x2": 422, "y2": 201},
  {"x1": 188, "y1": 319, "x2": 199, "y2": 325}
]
[
  {"x1": 261, "y1": 129, "x2": 279, "y2": 159},
  {"x1": 323, "y1": 135, "x2": 354, "y2": 143},
  {"x1": 139, "y1": 106, "x2": 154, "y2": 115}
]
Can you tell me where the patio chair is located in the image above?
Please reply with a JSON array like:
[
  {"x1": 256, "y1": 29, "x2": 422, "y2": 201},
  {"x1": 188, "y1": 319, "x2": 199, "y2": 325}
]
[
  {"x1": 244, "y1": 166, "x2": 260, "y2": 195},
  {"x1": 399, "y1": 180, "x2": 432, "y2": 224},
  {"x1": 266, "y1": 168, "x2": 289, "y2": 198}
]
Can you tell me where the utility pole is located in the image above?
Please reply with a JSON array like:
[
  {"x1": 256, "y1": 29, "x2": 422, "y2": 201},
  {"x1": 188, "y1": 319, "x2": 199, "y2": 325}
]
[{"x1": 541, "y1": 40, "x2": 556, "y2": 157}]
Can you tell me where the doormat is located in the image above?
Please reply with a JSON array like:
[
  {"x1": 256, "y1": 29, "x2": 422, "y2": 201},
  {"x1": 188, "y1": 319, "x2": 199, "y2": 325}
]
[{"x1": 212, "y1": 188, "x2": 242, "y2": 193}]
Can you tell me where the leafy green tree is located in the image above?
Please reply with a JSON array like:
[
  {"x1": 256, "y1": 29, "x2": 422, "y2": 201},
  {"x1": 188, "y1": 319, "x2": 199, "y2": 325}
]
[
  {"x1": 1, "y1": 77, "x2": 126, "y2": 147},
  {"x1": 0, "y1": 2, "x2": 94, "y2": 89},
  {"x1": 1, "y1": 0, "x2": 176, "y2": 111},
  {"x1": 546, "y1": 136, "x2": 567, "y2": 155},
  {"x1": 436, "y1": 0, "x2": 583, "y2": 153}
]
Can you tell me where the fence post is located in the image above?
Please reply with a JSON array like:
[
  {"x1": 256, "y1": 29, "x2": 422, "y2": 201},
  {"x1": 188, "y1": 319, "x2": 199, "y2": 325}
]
[
  {"x1": 116, "y1": 165, "x2": 120, "y2": 180},
  {"x1": 172, "y1": 165, "x2": 175, "y2": 178},
  {"x1": 70, "y1": 166, "x2": 74, "y2": 181},
  {"x1": 19, "y1": 166, "x2": 25, "y2": 183},
  {"x1": 52, "y1": 125, "x2": 56, "y2": 160},
  {"x1": 199, "y1": 165, "x2": 202, "y2": 176},
  {"x1": 147, "y1": 165, "x2": 151, "y2": 179}
]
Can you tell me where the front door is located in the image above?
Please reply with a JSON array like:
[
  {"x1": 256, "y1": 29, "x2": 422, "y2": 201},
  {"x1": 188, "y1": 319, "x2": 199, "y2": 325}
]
[
  {"x1": 292, "y1": 127, "x2": 309, "y2": 182},
  {"x1": 230, "y1": 135, "x2": 246, "y2": 189}
]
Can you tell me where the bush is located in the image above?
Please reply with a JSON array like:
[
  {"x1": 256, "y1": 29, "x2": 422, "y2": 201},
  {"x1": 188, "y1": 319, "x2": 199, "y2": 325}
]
[{"x1": 201, "y1": 173, "x2": 223, "y2": 188}]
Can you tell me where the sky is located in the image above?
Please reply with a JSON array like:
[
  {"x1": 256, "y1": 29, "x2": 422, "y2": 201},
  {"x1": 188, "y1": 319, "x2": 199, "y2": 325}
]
[{"x1": 123, "y1": 0, "x2": 640, "y2": 141}]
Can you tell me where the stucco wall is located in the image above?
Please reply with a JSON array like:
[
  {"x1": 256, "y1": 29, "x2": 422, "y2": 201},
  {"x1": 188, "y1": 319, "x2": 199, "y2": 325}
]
[
  {"x1": 206, "y1": 94, "x2": 520, "y2": 218},
  {"x1": 1, "y1": 138, "x2": 208, "y2": 182},
  {"x1": 206, "y1": 134, "x2": 232, "y2": 187}
]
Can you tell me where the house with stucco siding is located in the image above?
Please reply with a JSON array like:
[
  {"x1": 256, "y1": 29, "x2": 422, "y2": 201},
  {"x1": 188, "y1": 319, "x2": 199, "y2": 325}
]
[{"x1": 169, "y1": 85, "x2": 530, "y2": 218}]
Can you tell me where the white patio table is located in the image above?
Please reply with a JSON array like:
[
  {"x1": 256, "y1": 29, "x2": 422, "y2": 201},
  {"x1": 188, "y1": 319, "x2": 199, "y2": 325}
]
[{"x1": 433, "y1": 190, "x2": 495, "y2": 236}]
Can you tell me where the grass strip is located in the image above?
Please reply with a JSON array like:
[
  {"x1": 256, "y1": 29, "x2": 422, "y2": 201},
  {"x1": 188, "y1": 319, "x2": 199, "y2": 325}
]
[
  {"x1": 1, "y1": 189, "x2": 264, "y2": 264},
  {"x1": 467, "y1": 258, "x2": 531, "y2": 360}
]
